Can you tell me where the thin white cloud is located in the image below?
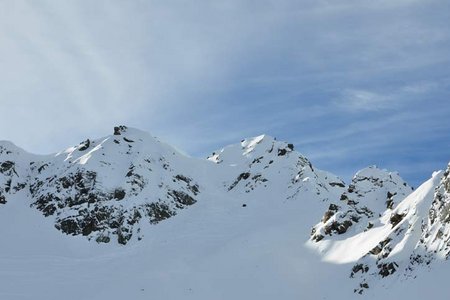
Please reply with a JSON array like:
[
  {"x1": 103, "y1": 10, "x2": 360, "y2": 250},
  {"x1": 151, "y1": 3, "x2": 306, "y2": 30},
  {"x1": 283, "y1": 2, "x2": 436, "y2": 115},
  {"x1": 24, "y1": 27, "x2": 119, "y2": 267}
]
[
  {"x1": 337, "y1": 89, "x2": 393, "y2": 112},
  {"x1": 0, "y1": 0, "x2": 448, "y2": 190}
]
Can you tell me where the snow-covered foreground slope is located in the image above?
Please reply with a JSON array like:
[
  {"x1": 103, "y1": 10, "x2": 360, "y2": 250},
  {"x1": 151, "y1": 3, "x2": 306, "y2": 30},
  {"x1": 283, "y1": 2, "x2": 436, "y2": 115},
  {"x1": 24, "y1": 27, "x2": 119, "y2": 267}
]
[{"x1": 0, "y1": 126, "x2": 448, "y2": 299}]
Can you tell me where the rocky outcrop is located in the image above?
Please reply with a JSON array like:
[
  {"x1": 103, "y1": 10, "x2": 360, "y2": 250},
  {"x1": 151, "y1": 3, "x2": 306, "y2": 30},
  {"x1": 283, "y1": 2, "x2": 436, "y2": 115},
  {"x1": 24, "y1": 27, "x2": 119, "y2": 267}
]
[
  {"x1": 418, "y1": 164, "x2": 450, "y2": 258},
  {"x1": 311, "y1": 166, "x2": 413, "y2": 242}
]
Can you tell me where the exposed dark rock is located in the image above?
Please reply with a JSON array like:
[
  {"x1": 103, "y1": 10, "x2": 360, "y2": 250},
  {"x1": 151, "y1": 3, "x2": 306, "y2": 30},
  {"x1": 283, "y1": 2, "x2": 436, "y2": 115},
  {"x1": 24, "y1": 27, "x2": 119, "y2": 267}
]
[
  {"x1": 324, "y1": 220, "x2": 353, "y2": 235},
  {"x1": 330, "y1": 182, "x2": 346, "y2": 188},
  {"x1": 347, "y1": 184, "x2": 356, "y2": 193},
  {"x1": 114, "y1": 189, "x2": 126, "y2": 201},
  {"x1": 33, "y1": 195, "x2": 59, "y2": 216},
  {"x1": 146, "y1": 203, "x2": 175, "y2": 224},
  {"x1": 386, "y1": 199, "x2": 394, "y2": 209},
  {"x1": 189, "y1": 184, "x2": 200, "y2": 195},
  {"x1": 252, "y1": 174, "x2": 268, "y2": 183},
  {"x1": 5, "y1": 179, "x2": 11, "y2": 192},
  {"x1": 82, "y1": 219, "x2": 98, "y2": 236},
  {"x1": 329, "y1": 203, "x2": 340, "y2": 211},
  {"x1": 322, "y1": 210, "x2": 335, "y2": 223},
  {"x1": 169, "y1": 190, "x2": 196, "y2": 206},
  {"x1": 350, "y1": 264, "x2": 369, "y2": 278},
  {"x1": 42, "y1": 204, "x2": 57, "y2": 216},
  {"x1": 228, "y1": 172, "x2": 251, "y2": 191},
  {"x1": 278, "y1": 148, "x2": 287, "y2": 156},
  {"x1": 57, "y1": 219, "x2": 81, "y2": 235},
  {"x1": 390, "y1": 213, "x2": 405, "y2": 228},
  {"x1": 239, "y1": 172, "x2": 251, "y2": 180},
  {"x1": 13, "y1": 182, "x2": 27, "y2": 192},
  {"x1": 175, "y1": 174, "x2": 191, "y2": 184},
  {"x1": 350, "y1": 215, "x2": 361, "y2": 223},
  {"x1": 78, "y1": 139, "x2": 91, "y2": 151},
  {"x1": 96, "y1": 235, "x2": 111, "y2": 244},
  {"x1": 378, "y1": 262, "x2": 398, "y2": 277},
  {"x1": 313, "y1": 234, "x2": 324, "y2": 242},
  {"x1": 114, "y1": 126, "x2": 127, "y2": 135},
  {"x1": 0, "y1": 161, "x2": 14, "y2": 173},
  {"x1": 117, "y1": 228, "x2": 132, "y2": 245},
  {"x1": 252, "y1": 156, "x2": 264, "y2": 164},
  {"x1": 127, "y1": 209, "x2": 142, "y2": 226},
  {"x1": 37, "y1": 164, "x2": 49, "y2": 173},
  {"x1": 369, "y1": 238, "x2": 391, "y2": 255}
]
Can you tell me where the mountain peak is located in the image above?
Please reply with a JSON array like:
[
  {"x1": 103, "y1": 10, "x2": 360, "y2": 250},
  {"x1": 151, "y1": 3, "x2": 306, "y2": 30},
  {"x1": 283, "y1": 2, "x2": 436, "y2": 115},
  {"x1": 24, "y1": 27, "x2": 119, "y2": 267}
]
[{"x1": 207, "y1": 134, "x2": 296, "y2": 165}]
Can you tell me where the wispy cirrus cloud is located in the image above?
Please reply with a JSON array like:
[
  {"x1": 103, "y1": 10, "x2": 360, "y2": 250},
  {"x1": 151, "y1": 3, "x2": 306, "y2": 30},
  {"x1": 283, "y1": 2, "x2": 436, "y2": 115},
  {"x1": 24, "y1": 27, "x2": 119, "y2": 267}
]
[
  {"x1": 337, "y1": 89, "x2": 393, "y2": 112},
  {"x1": 0, "y1": 0, "x2": 449, "y2": 187}
]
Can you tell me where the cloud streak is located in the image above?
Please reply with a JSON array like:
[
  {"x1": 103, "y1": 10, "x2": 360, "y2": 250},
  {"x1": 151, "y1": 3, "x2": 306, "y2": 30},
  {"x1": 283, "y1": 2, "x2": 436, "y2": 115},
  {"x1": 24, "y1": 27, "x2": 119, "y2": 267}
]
[{"x1": 0, "y1": 0, "x2": 449, "y2": 187}]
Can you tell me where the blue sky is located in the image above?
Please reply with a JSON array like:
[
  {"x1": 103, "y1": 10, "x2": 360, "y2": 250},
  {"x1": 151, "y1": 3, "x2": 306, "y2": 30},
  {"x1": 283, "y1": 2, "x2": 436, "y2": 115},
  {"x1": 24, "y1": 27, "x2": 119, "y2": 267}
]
[{"x1": 0, "y1": 0, "x2": 449, "y2": 187}]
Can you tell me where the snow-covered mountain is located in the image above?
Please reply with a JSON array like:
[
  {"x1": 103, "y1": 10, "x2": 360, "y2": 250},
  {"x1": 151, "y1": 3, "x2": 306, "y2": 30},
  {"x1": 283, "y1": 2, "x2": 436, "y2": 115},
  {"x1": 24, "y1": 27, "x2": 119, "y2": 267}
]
[{"x1": 0, "y1": 126, "x2": 448, "y2": 299}]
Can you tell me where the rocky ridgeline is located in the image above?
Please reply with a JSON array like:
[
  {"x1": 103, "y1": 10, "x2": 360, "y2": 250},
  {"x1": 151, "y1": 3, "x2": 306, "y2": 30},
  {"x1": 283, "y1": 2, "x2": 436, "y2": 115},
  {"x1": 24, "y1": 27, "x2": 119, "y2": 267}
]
[
  {"x1": 1, "y1": 129, "x2": 347, "y2": 245},
  {"x1": 208, "y1": 134, "x2": 346, "y2": 201},
  {"x1": 311, "y1": 166, "x2": 413, "y2": 242}
]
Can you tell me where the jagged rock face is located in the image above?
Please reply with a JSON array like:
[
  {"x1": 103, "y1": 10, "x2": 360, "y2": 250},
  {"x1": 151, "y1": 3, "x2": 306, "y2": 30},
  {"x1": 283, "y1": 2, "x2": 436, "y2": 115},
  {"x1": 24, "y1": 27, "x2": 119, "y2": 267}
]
[
  {"x1": 311, "y1": 166, "x2": 413, "y2": 242},
  {"x1": 1, "y1": 127, "x2": 201, "y2": 245},
  {"x1": 419, "y1": 164, "x2": 450, "y2": 258}
]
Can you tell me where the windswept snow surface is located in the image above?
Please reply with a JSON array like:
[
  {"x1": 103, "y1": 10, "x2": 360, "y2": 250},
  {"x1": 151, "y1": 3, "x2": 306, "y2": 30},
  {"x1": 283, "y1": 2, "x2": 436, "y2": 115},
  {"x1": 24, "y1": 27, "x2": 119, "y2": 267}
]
[{"x1": 0, "y1": 127, "x2": 448, "y2": 299}]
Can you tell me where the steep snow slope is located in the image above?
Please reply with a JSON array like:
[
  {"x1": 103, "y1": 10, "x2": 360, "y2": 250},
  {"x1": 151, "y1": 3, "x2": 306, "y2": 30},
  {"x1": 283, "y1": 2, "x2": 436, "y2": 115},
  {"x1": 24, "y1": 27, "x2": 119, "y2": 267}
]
[
  {"x1": 0, "y1": 126, "x2": 448, "y2": 300},
  {"x1": 309, "y1": 168, "x2": 447, "y2": 295}
]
